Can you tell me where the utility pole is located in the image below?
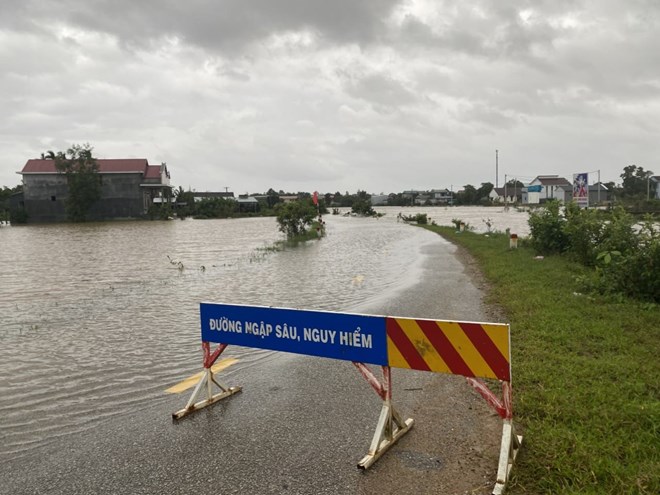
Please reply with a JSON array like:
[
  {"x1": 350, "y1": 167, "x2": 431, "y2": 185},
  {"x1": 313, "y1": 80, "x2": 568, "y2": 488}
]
[{"x1": 495, "y1": 149, "x2": 499, "y2": 188}]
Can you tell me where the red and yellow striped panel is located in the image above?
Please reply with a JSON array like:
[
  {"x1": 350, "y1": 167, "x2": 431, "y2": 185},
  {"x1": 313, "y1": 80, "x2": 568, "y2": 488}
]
[{"x1": 386, "y1": 317, "x2": 510, "y2": 381}]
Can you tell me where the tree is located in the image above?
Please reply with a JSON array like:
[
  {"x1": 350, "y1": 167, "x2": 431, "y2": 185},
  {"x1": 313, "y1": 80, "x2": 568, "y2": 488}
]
[
  {"x1": 456, "y1": 184, "x2": 478, "y2": 205},
  {"x1": 620, "y1": 164, "x2": 654, "y2": 198},
  {"x1": 266, "y1": 188, "x2": 280, "y2": 208},
  {"x1": 476, "y1": 182, "x2": 494, "y2": 203},
  {"x1": 505, "y1": 179, "x2": 525, "y2": 188},
  {"x1": 351, "y1": 198, "x2": 376, "y2": 216},
  {"x1": 275, "y1": 199, "x2": 316, "y2": 237},
  {"x1": 53, "y1": 144, "x2": 101, "y2": 222}
]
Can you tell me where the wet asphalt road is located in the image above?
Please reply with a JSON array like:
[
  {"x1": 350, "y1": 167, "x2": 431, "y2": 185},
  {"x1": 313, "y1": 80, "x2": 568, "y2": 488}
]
[{"x1": 1, "y1": 237, "x2": 502, "y2": 495}]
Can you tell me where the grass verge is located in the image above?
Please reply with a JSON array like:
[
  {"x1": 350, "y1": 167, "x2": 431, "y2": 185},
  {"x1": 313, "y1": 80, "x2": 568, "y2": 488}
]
[{"x1": 423, "y1": 226, "x2": 659, "y2": 495}]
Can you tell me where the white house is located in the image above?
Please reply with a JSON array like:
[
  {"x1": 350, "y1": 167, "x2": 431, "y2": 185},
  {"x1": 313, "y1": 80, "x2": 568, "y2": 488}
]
[
  {"x1": 489, "y1": 186, "x2": 523, "y2": 204},
  {"x1": 522, "y1": 175, "x2": 572, "y2": 204},
  {"x1": 651, "y1": 176, "x2": 660, "y2": 200}
]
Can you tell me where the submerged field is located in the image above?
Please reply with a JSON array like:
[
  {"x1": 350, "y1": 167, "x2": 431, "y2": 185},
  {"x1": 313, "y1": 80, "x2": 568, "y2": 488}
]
[{"x1": 424, "y1": 226, "x2": 659, "y2": 495}]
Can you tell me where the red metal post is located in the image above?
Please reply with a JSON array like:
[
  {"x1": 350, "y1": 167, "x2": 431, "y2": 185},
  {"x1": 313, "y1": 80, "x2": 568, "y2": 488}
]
[{"x1": 202, "y1": 341, "x2": 228, "y2": 369}]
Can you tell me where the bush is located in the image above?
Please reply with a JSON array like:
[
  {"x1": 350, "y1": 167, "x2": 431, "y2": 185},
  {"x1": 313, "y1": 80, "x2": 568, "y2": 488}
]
[
  {"x1": 563, "y1": 202, "x2": 605, "y2": 265},
  {"x1": 275, "y1": 200, "x2": 316, "y2": 237},
  {"x1": 415, "y1": 213, "x2": 428, "y2": 224},
  {"x1": 351, "y1": 198, "x2": 376, "y2": 216},
  {"x1": 595, "y1": 217, "x2": 660, "y2": 303},
  {"x1": 599, "y1": 206, "x2": 637, "y2": 256},
  {"x1": 530, "y1": 203, "x2": 659, "y2": 303},
  {"x1": 528, "y1": 200, "x2": 569, "y2": 255},
  {"x1": 9, "y1": 207, "x2": 28, "y2": 224}
]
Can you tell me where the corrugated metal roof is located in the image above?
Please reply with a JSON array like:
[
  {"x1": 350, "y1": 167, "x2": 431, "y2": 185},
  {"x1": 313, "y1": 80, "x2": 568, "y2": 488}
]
[{"x1": 20, "y1": 159, "x2": 150, "y2": 174}]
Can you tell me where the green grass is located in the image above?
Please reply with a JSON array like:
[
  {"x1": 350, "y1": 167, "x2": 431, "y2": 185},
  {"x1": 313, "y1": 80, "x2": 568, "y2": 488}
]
[{"x1": 423, "y1": 226, "x2": 659, "y2": 495}]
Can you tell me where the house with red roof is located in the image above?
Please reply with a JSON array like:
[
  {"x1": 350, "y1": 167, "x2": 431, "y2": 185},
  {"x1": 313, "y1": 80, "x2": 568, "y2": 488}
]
[{"x1": 17, "y1": 158, "x2": 172, "y2": 222}]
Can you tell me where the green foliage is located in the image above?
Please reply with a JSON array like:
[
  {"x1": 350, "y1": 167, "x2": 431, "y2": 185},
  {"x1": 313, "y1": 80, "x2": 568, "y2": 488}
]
[
  {"x1": 453, "y1": 182, "x2": 495, "y2": 205},
  {"x1": 351, "y1": 198, "x2": 376, "y2": 216},
  {"x1": 193, "y1": 197, "x2": 235, "y2": 219},
  {"x1": 528, "y1": 200, "x2": 569, "y2": 255},
  {"x1": 598, "y1": 206, "x2": 637, "y2": 255},
  {"x1": 400, "y1": 213, "x2": 428, "y2": 224},
  {"x1": 530, "y1": 202, "x2": 659, "y2": 302},
  {"x1": 423, "y1": 226, "x2": 660, "y2": 494},
  {"x1": 53, "y1": 143, "x2": 101, "y2": 222},
  {"x1": 620, "y1": 164, "x2": 654, "y2": 199},
  {"x1": 595, "y1": 217, "x2": 660, "y2": 303},
  {"x1": 1, "y1": 185, "x2": 22, "y2": 223},
  {"x1": 275, "y1": 199, "x2": 316, "y2": 237},
  {"x1": 563, "y1": 202, "x2": 605, "y2": 265},
  {"x1": 450, "y1": 218, "x2": 470, "y2": 230}
]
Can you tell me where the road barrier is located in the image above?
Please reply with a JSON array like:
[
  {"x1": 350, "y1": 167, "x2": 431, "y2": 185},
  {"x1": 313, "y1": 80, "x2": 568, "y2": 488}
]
[{"x1": 174, "y1": 303, "x2": 522, "y2": 495}]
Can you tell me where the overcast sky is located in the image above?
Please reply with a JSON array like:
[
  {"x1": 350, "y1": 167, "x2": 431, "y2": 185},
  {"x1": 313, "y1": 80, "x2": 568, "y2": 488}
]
[{"x1": 2, "y1": 1, "x2": 658, "y2": 194}]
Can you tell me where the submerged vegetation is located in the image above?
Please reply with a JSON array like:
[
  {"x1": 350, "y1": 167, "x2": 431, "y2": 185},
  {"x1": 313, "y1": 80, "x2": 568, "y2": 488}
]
[{"x1": 423, "y1": 220, "x2": 659, "y2": 494}]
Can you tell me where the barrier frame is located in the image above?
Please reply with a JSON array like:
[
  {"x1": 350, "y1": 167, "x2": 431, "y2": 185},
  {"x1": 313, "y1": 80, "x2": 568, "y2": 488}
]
[
  {"x1": 173, "y1": 304, "x2": 522, "y2": 494},
  {"x1": 172, "y1": 342, "x2": 242, "y2": 420}
]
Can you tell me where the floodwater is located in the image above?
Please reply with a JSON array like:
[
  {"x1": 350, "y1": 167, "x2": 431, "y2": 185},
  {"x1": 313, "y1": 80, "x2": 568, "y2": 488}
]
[{"x1": 0, "y1": 206, "x2": 530, "y2": 460}]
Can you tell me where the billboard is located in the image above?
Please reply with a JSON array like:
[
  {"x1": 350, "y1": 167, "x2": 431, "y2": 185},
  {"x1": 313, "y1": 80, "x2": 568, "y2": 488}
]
[{"x1": 573, "y1": 172, "x2": 589, "y2": 208}]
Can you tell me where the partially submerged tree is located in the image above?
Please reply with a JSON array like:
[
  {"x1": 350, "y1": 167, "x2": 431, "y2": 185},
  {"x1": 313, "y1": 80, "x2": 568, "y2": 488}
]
[
  {"x1": 275, "y1": 199, "x2": 316, "y2": 237},
  {"x1": 53, "y1": 143, "x2": 101, "y2": 222}
]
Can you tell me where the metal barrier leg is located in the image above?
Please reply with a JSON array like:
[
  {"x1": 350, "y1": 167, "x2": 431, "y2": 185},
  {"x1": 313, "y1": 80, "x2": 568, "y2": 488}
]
[
  {"x1": 492, "y1": 419, "x2": 522, "y2": 495},
  {"x1": 354, "y1": 363, "x2": 414, "y2": 469},
  {"x1": 172, "y1": 342, "x2": 242, "y2": 420},
  {"x1": 466, "y1": 378, "x2": 523, "y2": 495}
]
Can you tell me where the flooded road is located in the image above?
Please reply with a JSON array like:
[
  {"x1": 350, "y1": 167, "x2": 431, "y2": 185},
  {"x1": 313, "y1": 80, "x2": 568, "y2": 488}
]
[{"x1": 0, "y1": 206, "x2": 530, "y2": 462}]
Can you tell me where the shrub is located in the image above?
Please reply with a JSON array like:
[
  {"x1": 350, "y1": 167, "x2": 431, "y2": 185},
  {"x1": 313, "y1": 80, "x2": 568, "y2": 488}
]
[
  {"x1": 351, "y1": 198, "x2": 376, "y2": 216},
  {"x1": 275, "y1": 200, "x2": 316, "y2": 237},
  {"x1": 599, "y1": 206, "x2": 637, "y2": 256},
  {"x1": 595, "y1": 217, "x2": 660, "y2": 303},
  {"x1": 563, "y1": 202, "x2": 605, "y2": 265},
  {"x1": 528, "y1": 200, "x2": 569, "y2": 255}
]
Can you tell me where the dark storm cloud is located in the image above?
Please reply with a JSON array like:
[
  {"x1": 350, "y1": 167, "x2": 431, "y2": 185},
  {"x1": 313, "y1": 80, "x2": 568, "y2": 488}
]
[{"x1": 2, "y1": 0, "x2": 401, "y2": 51}]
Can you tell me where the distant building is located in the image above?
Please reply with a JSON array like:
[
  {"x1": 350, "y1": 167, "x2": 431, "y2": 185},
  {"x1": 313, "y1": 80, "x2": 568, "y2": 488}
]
[
  {"x1": 587, "y1": 183, "x2": 611, "y2": 205},
  {"x1": 17, "y1": 158, "x2": 172, "y2": 222},
  {"x1": 490, "y1": 186, "x2": 523, "y2": 204},
  {"x1": 370, "y1": 194, "x2": 389, "y2": 206},
  {"x1": 429, "y1": 189, "x2": 453, "y2": 204},
  {"x1": 401, "y1": 189, "x2": 452, "y2": 205},
  {"x1": 522, "y1": 175, "x2": 572, "y2": 204},
  {"x1": 192, "y1": 191, "x2": 235, "y2": 202},
  {"x1": 236, "y1": 196, "x2": 259, "y2": 211},
  {"x1": 651, "y1": 176, "x2": 660, "y2": 200}
]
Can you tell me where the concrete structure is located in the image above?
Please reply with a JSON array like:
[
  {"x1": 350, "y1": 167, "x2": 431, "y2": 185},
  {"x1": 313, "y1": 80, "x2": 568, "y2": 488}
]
[
  {"x1": 429, "y1": 189, "x2": 453, "y2": 204},
  {"x1": 489, "y1": 186, "x2": 523, "y2": 204},
  {"x1": 651, "y1": 176, "x2": 660, "y2": 200},
  {"x1": 17, "y1": 158, "x2": 171, "y2": 222},
  {"x1": 403, "y1": 189, "x2": 453, "y2": 205},
  {"x1": 587, "y1": 183, "x2": 611, "y2": 205},
  {"x1": 192, "y1": 191, "x2": 235, "y2": 202},
  {"x1": 522, "y1": 175, "x2": 572, "y2": 204},
  {"x1": 236, "y1": 196, "x2": 259, "y2": 211}
]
